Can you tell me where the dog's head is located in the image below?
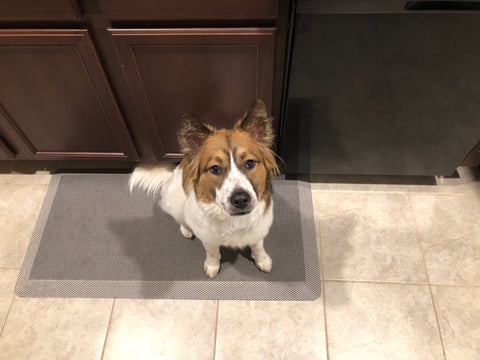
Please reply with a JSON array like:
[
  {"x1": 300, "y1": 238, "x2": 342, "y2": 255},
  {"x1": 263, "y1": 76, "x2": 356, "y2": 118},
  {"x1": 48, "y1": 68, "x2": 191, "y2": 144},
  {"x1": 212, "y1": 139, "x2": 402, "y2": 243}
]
[{"x1": 178, "y1": 100, "x2": 279, "y2": 216}]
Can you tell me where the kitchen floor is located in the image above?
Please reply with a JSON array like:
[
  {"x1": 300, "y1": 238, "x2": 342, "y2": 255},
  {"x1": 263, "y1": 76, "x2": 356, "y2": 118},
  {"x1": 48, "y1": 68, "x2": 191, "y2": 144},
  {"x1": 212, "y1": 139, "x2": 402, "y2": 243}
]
[{"x1": 0, "y1": 164, "x2": 479, "y2": 360}]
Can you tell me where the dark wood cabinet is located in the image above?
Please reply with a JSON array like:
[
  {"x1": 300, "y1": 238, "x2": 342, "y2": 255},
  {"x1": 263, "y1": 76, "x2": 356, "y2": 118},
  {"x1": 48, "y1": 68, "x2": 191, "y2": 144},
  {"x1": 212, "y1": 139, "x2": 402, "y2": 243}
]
[
  {"x1": 111, "y1": 28, "x2": 276, "y2": 159},
  {"x1": 0, "y1": 29, "x2": 138, "y2": 160},
  {"x1": 461, "y1": 142, "x2": 480, "y2": 167},
  {"x1": 0, "y1": 0, "x2": 287, "y2": 162},
  {"x1": 0, "y1": 0, "x2": 80, "y2": 21},
  {"x1": 0, "y1": 138, "x2": 15, "y2": 160},
  {"x1": 0, "y1": 122, "x2": 16, "y2": 160},
  {"x1": 0, "y1": 107, "x2": 22, "y2": 159},
  {"x1": 98, "y1": 0, "x2": 277, "y2": 21}
]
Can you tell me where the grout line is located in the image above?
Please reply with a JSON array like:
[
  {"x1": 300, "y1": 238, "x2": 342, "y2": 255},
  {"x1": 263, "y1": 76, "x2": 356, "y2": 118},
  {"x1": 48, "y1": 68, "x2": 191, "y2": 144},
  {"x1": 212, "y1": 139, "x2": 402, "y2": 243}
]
[
  {"x1": 0, "y1": 267, "x2": 21, "y2": 270},
  {"x1": 322, "y1": 279, "x2": 429, "y2": 286},
  {"x1": 212, "y1": 300, "x2": 220, "y2": 360},
  {"x1": 0, "y1": 181, "x2": 52, "y2": 186},
  {"x1": 407, "y1": 193, "x2": 448, "y2": 360},
  {"x1": 407, "y1": 191, "x2": 467, "y2": 197},
  {"x1": 311, "y1": 188, "x2": 468, "y2": 197},
  {"x1": 320, "y1": 278, "x2": 480, "y2": 287},
  {"x1": 428, "y1": 283, "x2": 480, "y2": 288},
  {"x1": 311, "y1": 196, "x2": 326, "y2": 283},
  {"x1": 311, "y1": 192, "x2": 330, "y2": 360},
  {"x1": 311, "y1": 189, "x2": 410, "y2": 195},
  {"x1": 325, "y1": 279, "x2": 430, "y2": 285},
  {"x1": 100, "y1": 299, "x2": 116, "y2": 360},
  {"x1": 321, "y1": 281, "x2": 330, "y2": 360},
  {"x1": 0, "y1": 294, "x2": 15, "y2": 338}
]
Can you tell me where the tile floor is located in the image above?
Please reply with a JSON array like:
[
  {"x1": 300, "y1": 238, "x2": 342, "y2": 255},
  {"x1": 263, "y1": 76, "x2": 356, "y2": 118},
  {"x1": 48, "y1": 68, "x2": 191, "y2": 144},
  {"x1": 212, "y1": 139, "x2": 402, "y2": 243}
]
[{"x1": 0, "y1": 165, "x2": 479, "y2": 360}]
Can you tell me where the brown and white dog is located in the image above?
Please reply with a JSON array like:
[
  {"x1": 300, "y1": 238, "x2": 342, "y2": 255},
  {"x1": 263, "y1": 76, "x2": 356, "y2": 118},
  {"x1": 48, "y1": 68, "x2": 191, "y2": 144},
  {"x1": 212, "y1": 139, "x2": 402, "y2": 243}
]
[{"x1": 129, "y1": 100, "x2": 279, "y2": 278}]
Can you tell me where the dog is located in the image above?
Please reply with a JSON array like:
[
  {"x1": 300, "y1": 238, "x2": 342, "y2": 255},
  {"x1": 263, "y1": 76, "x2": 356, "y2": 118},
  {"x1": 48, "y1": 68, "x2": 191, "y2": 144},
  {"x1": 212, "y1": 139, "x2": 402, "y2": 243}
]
[{"x1": 129, "y1": 100, "x2": 279, "y2": 278}]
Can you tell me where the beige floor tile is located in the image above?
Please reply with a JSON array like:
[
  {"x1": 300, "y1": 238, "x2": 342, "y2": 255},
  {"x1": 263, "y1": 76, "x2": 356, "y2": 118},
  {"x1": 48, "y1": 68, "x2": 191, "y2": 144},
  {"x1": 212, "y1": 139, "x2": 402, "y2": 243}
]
[
  {"x1": 467, "y1": 182, "x2": 480, "y2": 202},
  {"x1": 0, "y1": 269, "x2": 17, "y2": 331},
  {"x1": 102, "y1": 299, "x2": 217, "y2": 360},
  {"x1": 0, "y1": 184, "x2": 48, "y2": 267},
  {"x1": 432, "y1": 286, "x2": 480, "y2": 360},
  {"x1": 0, "y1": 297, "x2": 113, "y2": 360},
  {"x1": 215, "y1": 298, "x2": 327, "y2": 360},
  {"x1": 324, "y1": 282, "x2": 444, "y2": 360},
  {"x1": 313, "y1": 191, "x2": 427, "y2": 282},
  {"x1": 0, "y1": 171, "x2": 52, "y2": 185},
  {"x1": 410, "y1": 193, "x2": 480, "y2": 285}
]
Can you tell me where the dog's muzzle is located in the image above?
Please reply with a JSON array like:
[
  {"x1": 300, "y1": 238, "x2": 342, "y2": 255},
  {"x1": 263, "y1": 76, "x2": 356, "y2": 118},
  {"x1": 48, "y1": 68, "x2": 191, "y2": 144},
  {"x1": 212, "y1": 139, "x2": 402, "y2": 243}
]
[{"x1": 229, "y1": 189, "x2": 252, "y2": 215}]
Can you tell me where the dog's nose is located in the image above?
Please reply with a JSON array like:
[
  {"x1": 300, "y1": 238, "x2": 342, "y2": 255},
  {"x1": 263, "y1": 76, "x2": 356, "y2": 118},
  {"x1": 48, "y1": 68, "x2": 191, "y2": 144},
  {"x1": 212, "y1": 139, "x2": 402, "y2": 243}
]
[{"x1": 230, "y1": 190, "x2": 251, "y2": 210}]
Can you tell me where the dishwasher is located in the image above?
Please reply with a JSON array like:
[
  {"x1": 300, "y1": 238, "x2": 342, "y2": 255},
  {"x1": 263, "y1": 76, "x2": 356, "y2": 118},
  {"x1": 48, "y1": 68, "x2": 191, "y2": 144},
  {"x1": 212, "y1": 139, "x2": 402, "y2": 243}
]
[{"x1": 280, "y1": 0, "x2": 480, "y2": 176}]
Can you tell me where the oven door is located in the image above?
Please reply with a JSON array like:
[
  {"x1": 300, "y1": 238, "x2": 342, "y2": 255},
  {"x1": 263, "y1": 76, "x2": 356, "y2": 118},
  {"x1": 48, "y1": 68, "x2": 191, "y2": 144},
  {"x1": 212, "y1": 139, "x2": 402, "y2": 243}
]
[{"x1": 281, "y1": 0, "x2": 480, "y2": 176}]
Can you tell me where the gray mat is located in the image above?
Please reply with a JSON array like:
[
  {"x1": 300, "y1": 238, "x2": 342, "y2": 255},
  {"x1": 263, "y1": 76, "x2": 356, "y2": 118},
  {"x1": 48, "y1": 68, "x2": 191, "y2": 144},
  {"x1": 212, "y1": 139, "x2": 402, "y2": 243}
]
[{"x1": 16, "y1": 174, "x2": 321, "y2": 300}]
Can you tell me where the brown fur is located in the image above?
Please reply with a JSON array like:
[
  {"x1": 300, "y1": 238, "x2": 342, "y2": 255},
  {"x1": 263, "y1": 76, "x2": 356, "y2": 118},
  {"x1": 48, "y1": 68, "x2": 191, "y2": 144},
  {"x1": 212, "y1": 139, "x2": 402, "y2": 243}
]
[{"x1": 178, "y1": 100, "x2": 279, "y2": 210}]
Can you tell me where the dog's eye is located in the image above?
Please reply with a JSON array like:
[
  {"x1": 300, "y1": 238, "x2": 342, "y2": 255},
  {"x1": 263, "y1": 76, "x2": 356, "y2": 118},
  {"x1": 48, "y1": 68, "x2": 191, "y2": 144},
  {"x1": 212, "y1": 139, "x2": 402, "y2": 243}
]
[
  {"x1": 245, "y1": 159, "x2": 256, "y2": 170},
  {"x1": 209, "y1": 165, "x2": 222, "y2": 176}
]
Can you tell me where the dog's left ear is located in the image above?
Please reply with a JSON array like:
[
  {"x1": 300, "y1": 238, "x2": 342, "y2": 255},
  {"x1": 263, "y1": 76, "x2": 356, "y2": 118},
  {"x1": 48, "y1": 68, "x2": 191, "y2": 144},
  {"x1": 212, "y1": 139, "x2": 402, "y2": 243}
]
[{"x1": 235, "y1": 100, "x2": 275, "y2": 149}]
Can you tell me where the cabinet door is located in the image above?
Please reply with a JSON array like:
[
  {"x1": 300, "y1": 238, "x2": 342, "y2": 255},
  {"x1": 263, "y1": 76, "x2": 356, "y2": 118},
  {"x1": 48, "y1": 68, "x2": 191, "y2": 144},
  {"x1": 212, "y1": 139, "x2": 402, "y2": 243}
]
[
  {"x1": 110, "y1": 28, "x2": 275, "y2": 160},
  {"x1": 0, "y1": 29, "x2": 138, "y2": 160}
]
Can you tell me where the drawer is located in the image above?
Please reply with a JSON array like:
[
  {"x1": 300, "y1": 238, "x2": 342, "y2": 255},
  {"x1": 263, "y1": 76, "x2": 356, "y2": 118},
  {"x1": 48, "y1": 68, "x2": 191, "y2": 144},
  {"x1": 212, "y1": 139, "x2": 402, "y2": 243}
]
[
  {"x1": 98, "y1": 0, "x2": 277, "y2": 21},
  {"x1": 0, "y1": 0, "x2": 80, "y2": 21}
]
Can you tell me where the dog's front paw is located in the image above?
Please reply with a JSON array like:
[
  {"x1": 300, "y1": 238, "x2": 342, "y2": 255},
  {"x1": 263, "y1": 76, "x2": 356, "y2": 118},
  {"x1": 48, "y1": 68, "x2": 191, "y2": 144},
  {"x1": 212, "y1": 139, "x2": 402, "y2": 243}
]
[
  {"x1": 204, "y1": 262, "x2": 221, "y2": 278},
  {"x1": 180, "y1": 225, "x2": 194, "y2": 239},
  {"x1": 254, "y1": 254, "x2": 272, "y2": 273}
]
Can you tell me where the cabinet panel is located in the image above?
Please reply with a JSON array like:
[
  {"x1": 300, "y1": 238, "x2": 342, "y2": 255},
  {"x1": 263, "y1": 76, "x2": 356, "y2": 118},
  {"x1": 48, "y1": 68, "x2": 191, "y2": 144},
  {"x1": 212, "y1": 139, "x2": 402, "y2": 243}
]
[
  {"x1": 0, "y1": 29, "x2": 138, "y2": 160},
  {"x1": 99, "y1": 0, "x2": 277, "y2": 21},
  {"x1": 0, "y1": 0, "x2": 80, "y2": 21},
  {"x1": 110, "y1": 28, "x2": 275, "y2": 160}
]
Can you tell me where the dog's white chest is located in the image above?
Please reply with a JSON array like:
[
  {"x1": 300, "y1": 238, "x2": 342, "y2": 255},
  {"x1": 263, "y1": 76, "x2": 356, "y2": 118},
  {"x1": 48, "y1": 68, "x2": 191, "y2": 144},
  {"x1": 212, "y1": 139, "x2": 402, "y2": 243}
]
[{"x1": 182, "y1": 189, "x2": 273, "y2": 248}]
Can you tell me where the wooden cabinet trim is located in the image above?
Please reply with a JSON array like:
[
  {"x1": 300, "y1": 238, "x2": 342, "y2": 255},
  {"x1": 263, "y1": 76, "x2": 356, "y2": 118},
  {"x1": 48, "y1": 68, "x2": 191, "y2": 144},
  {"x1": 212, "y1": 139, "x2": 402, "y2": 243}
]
[
  {"x1": 0, "y1": 104, "x2": 34, "y2": 158},
  {"x1": 0, "y1": 135, "x2": 15, "y2": 159},
  {"x1": 110, "y1": 28, "x2": 277, "y2": 37}
]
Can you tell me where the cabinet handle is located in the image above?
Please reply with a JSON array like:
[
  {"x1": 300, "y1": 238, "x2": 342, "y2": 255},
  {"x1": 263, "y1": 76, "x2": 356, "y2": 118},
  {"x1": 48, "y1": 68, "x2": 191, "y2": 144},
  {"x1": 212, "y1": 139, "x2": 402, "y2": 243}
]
[
  {"x1": 0, "y1": 135, "x2": 16, "y2": 159},
  {"x1": 405, "y1": 1, "x2": 480, "y2": 10}
]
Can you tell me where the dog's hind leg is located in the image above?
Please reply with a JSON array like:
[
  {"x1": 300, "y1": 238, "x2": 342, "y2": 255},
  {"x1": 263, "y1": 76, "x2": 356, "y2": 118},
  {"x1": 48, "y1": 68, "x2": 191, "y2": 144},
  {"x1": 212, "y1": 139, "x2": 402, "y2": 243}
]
[
  {"x1": 202, "y1": 243, "x2": 221, "y2": 278},
  {"x1": 250, "y1": 239, "x2": 272, "y2": 272}
]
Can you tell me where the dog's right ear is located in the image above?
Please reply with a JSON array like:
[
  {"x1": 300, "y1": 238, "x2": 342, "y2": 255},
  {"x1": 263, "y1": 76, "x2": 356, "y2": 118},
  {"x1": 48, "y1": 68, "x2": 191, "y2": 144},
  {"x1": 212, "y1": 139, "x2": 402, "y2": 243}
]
[{"x1": 178, "y1": 114, "x2": 213, "y2": 159}]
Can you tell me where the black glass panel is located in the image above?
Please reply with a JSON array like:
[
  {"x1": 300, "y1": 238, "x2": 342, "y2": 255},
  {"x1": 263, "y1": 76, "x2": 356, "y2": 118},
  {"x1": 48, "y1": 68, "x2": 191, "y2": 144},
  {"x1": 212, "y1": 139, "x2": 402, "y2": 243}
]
[{"x1": 282, "y1": 13, "x2": 480, "y2": 175}]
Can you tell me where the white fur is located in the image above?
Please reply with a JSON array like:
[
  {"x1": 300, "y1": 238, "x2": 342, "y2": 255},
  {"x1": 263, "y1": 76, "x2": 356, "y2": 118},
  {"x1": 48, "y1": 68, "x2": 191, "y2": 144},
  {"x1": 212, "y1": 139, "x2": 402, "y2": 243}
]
[
  {"x1": 128, "y1": 162, "x2": 176, "y2": 196},
  {"x1": 129, "y1": 160, "x2": 273, "y2": 278},
  {"x1": 215, "y1": 153, "x2": 258, "y2": 215}
]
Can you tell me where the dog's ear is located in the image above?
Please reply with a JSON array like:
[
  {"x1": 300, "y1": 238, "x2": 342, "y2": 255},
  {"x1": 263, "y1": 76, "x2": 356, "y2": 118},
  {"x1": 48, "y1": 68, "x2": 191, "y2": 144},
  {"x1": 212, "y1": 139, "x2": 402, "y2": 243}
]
[
  {"x1": 178, "y1": 114, "x2": 213, "y2": 159},
  {"x1": 235, "y1": 100, "x2": 275, "y2": 149}
]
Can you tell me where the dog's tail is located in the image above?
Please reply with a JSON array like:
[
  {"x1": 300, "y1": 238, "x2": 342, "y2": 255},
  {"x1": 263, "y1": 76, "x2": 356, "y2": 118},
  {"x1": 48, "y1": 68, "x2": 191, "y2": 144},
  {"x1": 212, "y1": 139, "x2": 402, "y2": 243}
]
[{"x1": 128, "y1": 162, "x2": 176, "y2": 196}]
